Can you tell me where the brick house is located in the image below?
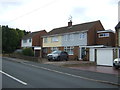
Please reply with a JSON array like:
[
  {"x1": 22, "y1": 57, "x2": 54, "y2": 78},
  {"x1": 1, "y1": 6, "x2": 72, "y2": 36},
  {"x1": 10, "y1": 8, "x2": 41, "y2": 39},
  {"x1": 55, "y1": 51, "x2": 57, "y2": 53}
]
[
  {"x1": 96, "y1": 29, "x2": 115, "y2": 47},
  {"x1": 21, "y1": 30, "x2": 47, "y2": 57},
  {"x1": 42, "y1": 20, "x2": 108, "y2": 60},
  {"x1": 115, "y1": 21, "x2": 120, "y2": 47}
]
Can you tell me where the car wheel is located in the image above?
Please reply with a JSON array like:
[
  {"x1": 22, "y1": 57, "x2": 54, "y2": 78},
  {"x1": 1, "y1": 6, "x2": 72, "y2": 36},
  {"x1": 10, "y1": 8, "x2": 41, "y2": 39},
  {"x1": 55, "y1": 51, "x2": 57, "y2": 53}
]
[
  {"x1": 57, "y1": 57, "x2": 61, "y2": 61},
  {"x1": 48, "y1": 59, "x2": 51, "y2": 61},
  {"x1": 115, "y1": 66, "x2": 119, "y2": 69},
  {"x1": 66, "y1": 56, "x2": 68, "y2": 61}
]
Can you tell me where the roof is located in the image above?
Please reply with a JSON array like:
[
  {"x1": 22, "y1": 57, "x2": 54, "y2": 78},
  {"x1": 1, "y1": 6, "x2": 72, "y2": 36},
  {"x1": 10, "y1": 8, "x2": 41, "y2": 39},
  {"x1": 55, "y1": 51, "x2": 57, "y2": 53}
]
[
  {"x1": 22, "y1": 30, "x2": 46, "y2": 40},
  {"x1": 115, "y1": 21, "x2": 120, "y2": 30},
  {"x1": 45, "y1": 20, "x2": 102, "y2": 36},
  {"x1": 97, "y1": 29, "x2": 114, "y2": 33}
]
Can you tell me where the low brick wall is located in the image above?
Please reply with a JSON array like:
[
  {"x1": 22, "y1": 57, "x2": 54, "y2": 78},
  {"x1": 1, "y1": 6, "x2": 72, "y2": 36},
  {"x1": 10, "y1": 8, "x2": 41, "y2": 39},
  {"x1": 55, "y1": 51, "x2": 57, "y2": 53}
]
[{"x1": 3, "y1": 54, "x2": 41, "y2": 62}]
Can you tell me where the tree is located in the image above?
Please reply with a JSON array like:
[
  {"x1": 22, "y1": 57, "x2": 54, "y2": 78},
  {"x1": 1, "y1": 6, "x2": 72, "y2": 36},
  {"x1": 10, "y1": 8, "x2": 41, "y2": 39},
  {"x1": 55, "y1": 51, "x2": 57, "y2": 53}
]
[{"x1": 2, "y1": 25, "x2": 30, "y2": 53}]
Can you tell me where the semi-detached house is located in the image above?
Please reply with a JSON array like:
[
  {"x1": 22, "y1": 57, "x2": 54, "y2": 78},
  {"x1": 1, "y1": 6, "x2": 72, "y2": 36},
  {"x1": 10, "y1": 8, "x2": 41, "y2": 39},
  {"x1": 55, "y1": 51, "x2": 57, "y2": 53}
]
[
  {"x1": 21, "y1": 30, "x2": 47, "y2": 57},
  {"x1": 42, "y1": 20, "x2": 105, "y2": 60}
]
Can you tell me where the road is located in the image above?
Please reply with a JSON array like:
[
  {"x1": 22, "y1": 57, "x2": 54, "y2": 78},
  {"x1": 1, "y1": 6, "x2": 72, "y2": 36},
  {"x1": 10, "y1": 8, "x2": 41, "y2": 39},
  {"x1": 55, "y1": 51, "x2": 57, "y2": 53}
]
[{"x1": 2, "y1": 57, "x2": 120, "y2": 88}]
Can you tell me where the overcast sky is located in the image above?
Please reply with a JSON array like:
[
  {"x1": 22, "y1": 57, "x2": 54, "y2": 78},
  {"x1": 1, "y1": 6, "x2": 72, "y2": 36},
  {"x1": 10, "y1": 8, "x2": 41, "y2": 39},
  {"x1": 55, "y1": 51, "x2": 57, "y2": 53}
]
[{"x1": 0, "y1": 0, "x2": 119, "y2": 32}]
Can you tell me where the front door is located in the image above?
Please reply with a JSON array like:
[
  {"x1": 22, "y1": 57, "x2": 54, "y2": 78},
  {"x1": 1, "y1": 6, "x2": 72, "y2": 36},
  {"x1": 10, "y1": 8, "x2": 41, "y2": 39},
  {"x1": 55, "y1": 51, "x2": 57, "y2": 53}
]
[{"x1": 80, "y1": 47, "x2": 86, "y2": 60}]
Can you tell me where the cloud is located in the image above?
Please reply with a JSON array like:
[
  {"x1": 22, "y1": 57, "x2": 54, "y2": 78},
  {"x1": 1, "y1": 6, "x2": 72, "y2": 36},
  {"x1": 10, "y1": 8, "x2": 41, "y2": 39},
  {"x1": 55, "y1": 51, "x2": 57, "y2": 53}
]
[{"x1": 0, "y1": 0, "x2": 119, "y2": 31}]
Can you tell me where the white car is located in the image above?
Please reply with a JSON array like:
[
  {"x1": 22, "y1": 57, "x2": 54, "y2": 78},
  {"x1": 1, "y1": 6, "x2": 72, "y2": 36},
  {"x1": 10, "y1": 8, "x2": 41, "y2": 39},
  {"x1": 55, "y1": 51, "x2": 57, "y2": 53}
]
[
  {"x1": 113, "y1": 58, "x2": 120, "y2": 69},
  {"x1": 47, "y1": 51, "x2": 68, "y2": 61}
]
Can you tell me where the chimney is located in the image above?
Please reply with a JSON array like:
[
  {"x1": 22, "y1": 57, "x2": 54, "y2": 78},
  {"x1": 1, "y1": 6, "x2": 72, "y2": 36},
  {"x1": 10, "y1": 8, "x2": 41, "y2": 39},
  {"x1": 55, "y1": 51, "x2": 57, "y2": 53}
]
[{"x1": 68, "y1": 20, "x2": 72, "y2": 27}]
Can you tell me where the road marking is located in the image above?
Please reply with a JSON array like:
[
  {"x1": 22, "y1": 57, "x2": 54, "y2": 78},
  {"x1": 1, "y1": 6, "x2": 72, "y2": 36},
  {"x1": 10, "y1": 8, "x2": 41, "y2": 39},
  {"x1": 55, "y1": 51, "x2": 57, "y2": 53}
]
[
  {"x1": 0, "y1": 70, "x2": 27, "y2": 85},
  {"x1": 22, "y1": 63, "x2": 120, "y2": 86},
  {"x1": 3, "y1": 58, "x2": 120, "y2": 86}
]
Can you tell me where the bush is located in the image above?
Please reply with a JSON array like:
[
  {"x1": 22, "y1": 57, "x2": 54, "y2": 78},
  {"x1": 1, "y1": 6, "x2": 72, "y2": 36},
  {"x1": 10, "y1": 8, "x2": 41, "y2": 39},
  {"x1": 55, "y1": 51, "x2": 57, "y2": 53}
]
[{"x1": 22, "y1": 48, "x2": 34, "y2": 56}]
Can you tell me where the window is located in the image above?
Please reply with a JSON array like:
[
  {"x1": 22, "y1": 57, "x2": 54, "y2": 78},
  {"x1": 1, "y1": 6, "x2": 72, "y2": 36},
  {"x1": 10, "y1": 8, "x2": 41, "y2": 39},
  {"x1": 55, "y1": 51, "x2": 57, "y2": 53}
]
[
  {"x1": 51, "y1": 37, "x2": 58, "y2": 42},
  {"x1": 51, "y1": 47, "x2": 58, "y2": 52},
  {"x1": 29, "y1": 39, "x2": 31, "y2": 42},
  {"x1": 99, "y1": 33, "x2": 109, "y2": 38},
  {"x1": 80, "y1": 33, "x2": 85, "y2": 39},
  {"x1": 64, "y1": 46, "x2": 74, "y2": 55},
  {"x1": 23, "y1": 39, "x2": 27, "y2": 43},
  {"x1": 44, "y1": 37, "x2": 48, "y2": 43}
]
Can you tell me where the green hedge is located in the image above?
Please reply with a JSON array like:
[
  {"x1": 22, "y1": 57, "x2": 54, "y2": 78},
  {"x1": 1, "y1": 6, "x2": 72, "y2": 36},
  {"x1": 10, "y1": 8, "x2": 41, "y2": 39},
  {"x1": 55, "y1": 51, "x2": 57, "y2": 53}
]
[{"x1": 22, "y1": 48, "x2": 34, "y2": 56}]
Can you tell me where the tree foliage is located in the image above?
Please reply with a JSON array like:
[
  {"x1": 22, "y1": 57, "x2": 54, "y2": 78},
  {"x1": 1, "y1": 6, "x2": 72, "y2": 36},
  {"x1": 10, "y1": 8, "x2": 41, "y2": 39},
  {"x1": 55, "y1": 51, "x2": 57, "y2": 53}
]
[{"x1": 2, "y1": 25, "x2": 30, "y2": 53}]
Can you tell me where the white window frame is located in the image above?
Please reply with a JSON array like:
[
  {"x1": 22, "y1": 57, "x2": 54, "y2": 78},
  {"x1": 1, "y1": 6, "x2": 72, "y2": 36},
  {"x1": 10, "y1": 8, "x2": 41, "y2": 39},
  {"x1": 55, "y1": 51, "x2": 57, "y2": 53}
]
[
  {"x1": 99, "y1": 33, "x2": 109, "y2": 38},
  {"x1": 51, "y1": 36, "x2": 59, "y2": 42},
  {"x1": 80, "y1": 33, "x2": 85, "y2": 39},
  {"x1": 23, "y1": 39, "x2": 27, "y2": 43},
  {"x1": 51, "y1": 47, "x2": 58, "y2": 52},
  {"x1": 64, "y1": 46, "x2": 74, "y2": 55},
  {"x1": 44, "y1": 37, "x2": 48, "y2": 43}
]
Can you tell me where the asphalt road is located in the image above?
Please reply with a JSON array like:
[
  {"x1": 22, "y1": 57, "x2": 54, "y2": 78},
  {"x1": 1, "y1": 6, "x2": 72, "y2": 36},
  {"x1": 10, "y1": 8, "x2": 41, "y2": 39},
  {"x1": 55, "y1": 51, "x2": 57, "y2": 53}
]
[{"x1": 2, "y1": 57, "x2": 120, "y2": 88}]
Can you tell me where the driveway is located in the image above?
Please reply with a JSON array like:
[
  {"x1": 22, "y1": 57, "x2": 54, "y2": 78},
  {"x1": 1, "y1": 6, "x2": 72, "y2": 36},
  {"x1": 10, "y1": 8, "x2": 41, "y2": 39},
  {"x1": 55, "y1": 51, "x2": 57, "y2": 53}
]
[
  {"x1": 69, "y1": 66, "x2": 119, "y2": 75},
  {"x1": 44, "y1": 60, "x2": 119, "y2": 75}
]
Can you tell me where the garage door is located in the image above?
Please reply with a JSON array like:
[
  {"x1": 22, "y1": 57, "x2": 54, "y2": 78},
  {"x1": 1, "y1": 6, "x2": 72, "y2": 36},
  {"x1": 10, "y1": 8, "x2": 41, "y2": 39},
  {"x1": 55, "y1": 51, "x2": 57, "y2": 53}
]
[{"x1": 97, "y1": 49, "x2": 113, "y2": 66}]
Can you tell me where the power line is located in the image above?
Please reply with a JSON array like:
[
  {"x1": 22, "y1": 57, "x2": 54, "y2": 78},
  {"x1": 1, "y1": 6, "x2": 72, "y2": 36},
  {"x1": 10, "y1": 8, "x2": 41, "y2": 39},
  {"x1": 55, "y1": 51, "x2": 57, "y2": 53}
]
[{"x1": 7, "y1": 0, "x2": 57, "y2": 24}]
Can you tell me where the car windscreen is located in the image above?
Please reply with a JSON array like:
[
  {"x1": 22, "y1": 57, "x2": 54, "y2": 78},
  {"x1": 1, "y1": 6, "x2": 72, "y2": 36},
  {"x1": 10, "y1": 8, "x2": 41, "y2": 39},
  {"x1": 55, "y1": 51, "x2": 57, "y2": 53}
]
[{"x1": 52, "y1": 51, "x2": 61, "y2": 54}]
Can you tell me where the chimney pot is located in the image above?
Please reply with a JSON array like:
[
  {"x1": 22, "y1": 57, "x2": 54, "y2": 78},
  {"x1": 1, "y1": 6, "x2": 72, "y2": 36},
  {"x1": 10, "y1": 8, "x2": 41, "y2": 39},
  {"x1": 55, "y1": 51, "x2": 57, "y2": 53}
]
[{"x1": 68, "y1": 20, "x2": 72, "y2": 27}]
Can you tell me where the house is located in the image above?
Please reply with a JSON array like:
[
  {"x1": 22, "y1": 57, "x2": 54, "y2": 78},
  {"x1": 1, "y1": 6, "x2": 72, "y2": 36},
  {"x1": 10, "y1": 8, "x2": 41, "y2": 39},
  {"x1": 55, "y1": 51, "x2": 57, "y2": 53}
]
[
  {"x1": 118, "y1": 1, "x2": 120, "y2": 22},
  {"x1": 96, "y1": 29, "x2": 115, "y2": 47},
  {"x1": 21, "y1": 30, "x2": 47, "y2": 57},
  {"x1": 42, "y1": 20, "x2": 107, "y2": 60},
  {"x1": 115, "y1": 21, "x2": 120, "y2": 47}
]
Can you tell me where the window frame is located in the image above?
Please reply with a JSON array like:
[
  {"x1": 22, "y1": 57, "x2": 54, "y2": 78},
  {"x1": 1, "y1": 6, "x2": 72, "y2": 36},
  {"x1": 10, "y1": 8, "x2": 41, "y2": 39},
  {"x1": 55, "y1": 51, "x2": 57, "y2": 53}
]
[
  {"x1": 23, "y1": 39, "x2": 27, "y2": 43},
  {"x1": 44, "y1": 37, "x2": 48, "y2": 43},
  {"x1": 51, "y1": 47, "x2": 58, "y2": 52},
  {"x1": 80, "y1": 33, "x2": 85, "y2": 39},
  {"x1": 51, "y1": 36, "x2": 59, "y2": 42},
  {"x1": 99, "y1": 33, "x2": 110, "y2": 38},
  {"x1": 64, "y1": 46, "x2": 74, "y2": 55}
]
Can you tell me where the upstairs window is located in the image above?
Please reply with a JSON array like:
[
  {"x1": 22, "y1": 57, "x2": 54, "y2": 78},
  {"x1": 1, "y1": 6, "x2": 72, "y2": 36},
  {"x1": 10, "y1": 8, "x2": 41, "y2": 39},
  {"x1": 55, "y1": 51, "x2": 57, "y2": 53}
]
[
  {"x1": 99, "y1": 33, "x2": 109, "y2": 38},
  {"x1": 44, "y1": 37, "x2": 48, "y2": 43},
  {"x1": 51, "y1": 36, "x2": 59, "y2": 42},
  {"x1": 23, "y1": 39, "x2": 27, "y2": 43},
  {"x1": 80, "y1": 33, "x2": 85, "y2": 39}
]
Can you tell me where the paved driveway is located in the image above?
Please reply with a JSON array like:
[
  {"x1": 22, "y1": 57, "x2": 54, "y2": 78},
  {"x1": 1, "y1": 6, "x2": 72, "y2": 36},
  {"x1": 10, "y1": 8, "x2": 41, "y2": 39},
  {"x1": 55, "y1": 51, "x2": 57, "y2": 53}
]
[
  {"x1": 44, "y1": 61, "x2": 119, "y2": 75},
  {"x1": 69, "y1": 66, "x2": 120, "y2": 75}
]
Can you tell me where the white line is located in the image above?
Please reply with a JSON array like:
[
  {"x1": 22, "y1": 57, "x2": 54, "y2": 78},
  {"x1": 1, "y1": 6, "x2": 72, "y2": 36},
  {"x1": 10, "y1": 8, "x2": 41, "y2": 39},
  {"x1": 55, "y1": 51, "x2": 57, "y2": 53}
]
[
  {"x1": 22, "y1": 63, "x2": 120, "y2": 86},
  {"x1": 0, "y1": 70, "x2": 27, "y2": 85}
]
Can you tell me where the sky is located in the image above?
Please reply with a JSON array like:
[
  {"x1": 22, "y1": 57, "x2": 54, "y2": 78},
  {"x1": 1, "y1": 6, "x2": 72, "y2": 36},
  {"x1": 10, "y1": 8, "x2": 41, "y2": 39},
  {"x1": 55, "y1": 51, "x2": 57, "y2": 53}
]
[{"x1": 0, "y1": 0, "x2": 119, "y2": 32}]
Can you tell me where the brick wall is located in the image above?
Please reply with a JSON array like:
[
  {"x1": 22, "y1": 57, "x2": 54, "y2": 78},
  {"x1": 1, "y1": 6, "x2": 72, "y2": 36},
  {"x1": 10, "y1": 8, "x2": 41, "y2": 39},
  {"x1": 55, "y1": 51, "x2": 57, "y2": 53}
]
[
  {"x1": 96, "y1": 32, "x2": 115, "y2": 47},
  {"x1": 32, "y1": 30, "x2": 47, "y2": 47},
  {"x1": 87, "y1": 21, "x2": 105, "y2": 45}
]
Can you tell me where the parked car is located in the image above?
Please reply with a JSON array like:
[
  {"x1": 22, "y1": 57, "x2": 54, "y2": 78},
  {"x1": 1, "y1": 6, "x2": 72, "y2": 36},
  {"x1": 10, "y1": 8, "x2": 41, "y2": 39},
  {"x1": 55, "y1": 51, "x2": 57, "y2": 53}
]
[
  {"x1": 47, "y1": 50, "x2": 68, "y2": 61},
  {"x1": 113, "y1": 58, "x2": 120, "y2": 69}
]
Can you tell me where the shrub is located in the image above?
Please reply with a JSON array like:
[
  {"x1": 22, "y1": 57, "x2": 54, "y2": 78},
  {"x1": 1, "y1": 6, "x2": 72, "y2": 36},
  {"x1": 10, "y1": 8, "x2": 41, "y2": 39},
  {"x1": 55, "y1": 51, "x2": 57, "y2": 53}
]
[{"x1": 22, "y1": 48, "x2": 34, "y2": 56}]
